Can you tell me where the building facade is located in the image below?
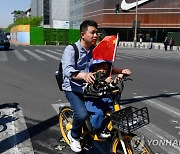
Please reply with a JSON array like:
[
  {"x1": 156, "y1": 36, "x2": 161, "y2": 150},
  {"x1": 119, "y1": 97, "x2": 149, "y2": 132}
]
[
  {"x1": 70, "y1": 0, "x2": 180, "y2": 42},
  {"x1": 70, "y1": 0, "x2": 84, "y2": 29},
  {"x1": 31, "y1": 0, "x2": 70, "y2": 28},
  {"x1": 30, "y1": 0, "x2": 180, "y2": 42}
]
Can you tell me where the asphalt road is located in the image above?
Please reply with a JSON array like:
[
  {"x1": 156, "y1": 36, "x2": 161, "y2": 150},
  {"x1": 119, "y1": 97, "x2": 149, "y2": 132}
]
[{"x1": 0, "y1": 44, "x2": 180, "y2": 154}]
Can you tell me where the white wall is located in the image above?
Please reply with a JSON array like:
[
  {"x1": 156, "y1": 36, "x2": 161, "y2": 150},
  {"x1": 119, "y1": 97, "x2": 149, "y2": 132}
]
[{"x1": 50, "y1": 0, "x2": 70, "y2": 27}]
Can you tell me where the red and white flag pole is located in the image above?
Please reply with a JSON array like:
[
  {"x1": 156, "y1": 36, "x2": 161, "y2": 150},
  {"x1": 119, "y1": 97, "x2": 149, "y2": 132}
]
[
  {"x1": 110, "y1": 33, "x2": 119, "y2": 76},
  {"x1": 112, "y1": 33, "x2": 119, "y2": 62}
]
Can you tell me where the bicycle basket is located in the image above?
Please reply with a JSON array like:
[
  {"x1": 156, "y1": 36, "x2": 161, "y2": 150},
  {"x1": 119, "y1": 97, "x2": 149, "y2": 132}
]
[{"x1": 111, "y1": 106, "x2": 150, "y2": 134}]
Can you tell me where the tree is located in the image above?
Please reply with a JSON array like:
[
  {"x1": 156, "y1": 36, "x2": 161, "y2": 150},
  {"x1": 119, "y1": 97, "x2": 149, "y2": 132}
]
[
  {"x1": 5, "y1": 17, "x2": 43, "y2": 32},
  {"x1": 12, "y1": 10, "x2": 24, "y2": 15},
  {"x1": 14, "y1": 16, "x2": 43, "y2": 27},
  {"x1": 6, "y1": 24, "x2": 15, "y2": 32}
]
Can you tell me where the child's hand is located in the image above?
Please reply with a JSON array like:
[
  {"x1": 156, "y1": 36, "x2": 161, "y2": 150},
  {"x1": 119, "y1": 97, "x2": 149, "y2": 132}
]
[
  {"x1": 114, "y1": 74, "x2": 123, "y2": 84},
  {"x1": 105, "y1": 77, "x2": 112, "y2": 83}
]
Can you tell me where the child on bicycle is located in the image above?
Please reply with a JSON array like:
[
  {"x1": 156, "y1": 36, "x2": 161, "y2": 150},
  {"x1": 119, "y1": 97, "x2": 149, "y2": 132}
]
[{"x1": 84, "y1": 59, "x2": 130, "y2": 138}]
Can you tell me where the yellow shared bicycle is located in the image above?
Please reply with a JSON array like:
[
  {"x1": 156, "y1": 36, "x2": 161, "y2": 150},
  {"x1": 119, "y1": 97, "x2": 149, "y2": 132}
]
[{"x1": 59, "y1": 77, "x2": 152, "y2": 153}]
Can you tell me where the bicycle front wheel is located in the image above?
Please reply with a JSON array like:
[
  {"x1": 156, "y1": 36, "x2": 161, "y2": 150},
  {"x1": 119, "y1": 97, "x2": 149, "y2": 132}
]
[
  {"x1": 111, "y1": 134, "x2": 152, "y2": 154},
  {"x1": 0, "y1": 123, "x2": 7, "y2": 133},
  {"x1": 59, "y1": 107, "x2": 73, "y2": 145}
]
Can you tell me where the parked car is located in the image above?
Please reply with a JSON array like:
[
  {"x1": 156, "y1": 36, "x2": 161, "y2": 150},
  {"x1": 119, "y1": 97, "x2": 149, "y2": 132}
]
[{"x1": 0, "y1": 33, "x2": 10, "y2": 50}]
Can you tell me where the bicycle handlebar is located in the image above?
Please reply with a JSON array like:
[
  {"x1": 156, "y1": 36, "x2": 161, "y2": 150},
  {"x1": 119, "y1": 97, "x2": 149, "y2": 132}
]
[
  {"x1": 112, "y1": 76, "x2": 132, "y2": 93},
  {"x1": 84, "y1": 72, "x2": 132, "y2": 98}
]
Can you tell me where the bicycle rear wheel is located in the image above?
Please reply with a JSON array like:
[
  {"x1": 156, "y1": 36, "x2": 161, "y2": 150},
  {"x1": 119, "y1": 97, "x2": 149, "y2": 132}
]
[
  {"x1": 59, "y1": 107, "x2": 73, "y2": 145},
  {"x1": 111, "y1": 134, "x2": 152, "y2": 154}
]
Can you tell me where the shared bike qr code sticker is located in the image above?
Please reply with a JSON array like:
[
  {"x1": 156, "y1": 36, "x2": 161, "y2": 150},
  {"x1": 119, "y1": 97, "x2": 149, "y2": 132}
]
[{"x1": 130, "y1": 135, "x2": 145, "y2": 152}]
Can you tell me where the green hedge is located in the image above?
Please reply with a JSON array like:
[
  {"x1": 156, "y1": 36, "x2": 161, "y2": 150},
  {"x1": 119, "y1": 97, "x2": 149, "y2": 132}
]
[
  {"x1": 30, "y1": 27, "x2": 44, "y2": 45},
  {"x1": 30, "y1": 27, "x2": 79, "y2": 45},
  {"x1": 167, "y1": 32, "x2": 180, "y2": 46},
  {"x1": 44, "y1": 28, "x2": 68, "y2": 45},
  {"x1": 68, "y1": 29, "x2": 80, "y2": 44}
]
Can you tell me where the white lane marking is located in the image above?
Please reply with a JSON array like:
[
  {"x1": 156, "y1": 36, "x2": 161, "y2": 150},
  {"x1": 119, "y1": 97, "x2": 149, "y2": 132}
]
[
  {"x1": 134, "y1": 96, "x2": 180, "y2": 118},
  {"x1": 15, "y1": 107, "x2": 34, "y2": 154},
  {"x1": 118, "y1": 50, "x2": 180, "y2": 59},
  {"x1": 55, "y1": 49, "x2": 62, "y2": 52},
  {"x1": 123, "y1": 53, "x2": 149, "y2": 59},
  {"x1": 14, "y1": 50, "x2": 27, "y2": 61},
  {"x1": 134, "y1": 52, "x2": 171, "y2": 59},
  {"x1": 0, "y1": 108, "x2": 19, "y2": 153},
  {"x1": 118, "y1": 52, "x2": 156, "y2": 59},
  {"x1": 121, "y1": 101, "x2": 180, "y2": 153},
  {"x1": 46, "y1": 49, "x2": 62, "y2": 56},
  {"x1": 23, "y1": 50, "x2": 45, "y2": 61},
  {"x1": 171, "y1": 54, "x2": 180, "y2": 59},
  {"x1": 35, "y1": 49, "x2": 60, "y2": 60},
  {"x1": 139, "y1": 123, "x2": 180, "y2": 153},
  {"x1": 117, "y1": 54, "x2": 134, "y2": 59},
  {"x1": 117, "y1": 51, "x2": 148, "y2": 59},
  {"x1": 152, "y1": 54, "x2": 174, "y2": 59},
  {"x1": 0, "y1": 107, "x2": 34, "y2": 154},
  {"x1": 124, "y1": 53, "x2": 148, "y2": 59},
  {"x1": 116, "y1": 56, "x2": 123, "y2": 60},
  {"x1": 0, "y1": 51, "x2": 8, "y2": 62},
  {"x1": 172, "y1": 95, "x2": 180, "y2": 99},
  {"x1": 166, "y1": 93, "x2": 180, "y2": 99},
  {"x1": 119, "y1": 51, "x2": 172, "y2": 59}
]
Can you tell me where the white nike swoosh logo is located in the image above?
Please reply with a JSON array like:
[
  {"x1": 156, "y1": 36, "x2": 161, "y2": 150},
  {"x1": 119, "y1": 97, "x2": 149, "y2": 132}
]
[{"x1": 121, "y1": 0, "x2": 150, "y2": 11}]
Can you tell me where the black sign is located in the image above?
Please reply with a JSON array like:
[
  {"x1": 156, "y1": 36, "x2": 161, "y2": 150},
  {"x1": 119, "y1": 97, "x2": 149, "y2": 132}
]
[{"x1": 132, "y1": 20, "x2": 140, "y2": 28}]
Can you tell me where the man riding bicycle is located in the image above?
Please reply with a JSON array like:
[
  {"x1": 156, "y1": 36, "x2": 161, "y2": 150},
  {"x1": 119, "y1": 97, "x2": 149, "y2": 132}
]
[{"x1": 61, "y1": 20, "x2": 131, "y2": 153}]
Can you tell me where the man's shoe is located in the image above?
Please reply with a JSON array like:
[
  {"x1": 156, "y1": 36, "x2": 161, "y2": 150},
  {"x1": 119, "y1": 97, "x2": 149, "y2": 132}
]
[
  {"x1": 67, "y1": 131, "x2": 82, "y2": 153},
  {"x1": 98, "y1": 131, "x2": 111, "y2": 138}
]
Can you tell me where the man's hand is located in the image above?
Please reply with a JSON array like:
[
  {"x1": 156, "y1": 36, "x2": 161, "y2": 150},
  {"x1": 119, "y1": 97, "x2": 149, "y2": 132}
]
[
  {"x1": 72, "y1": 72, "x2": 95, "y2": 84},
  {"x1": 83, "y1": 72, "x2": 95, "y2": 84},
  {"x1": 121, "y1": 69, "x2": 131, "y2": 75}
]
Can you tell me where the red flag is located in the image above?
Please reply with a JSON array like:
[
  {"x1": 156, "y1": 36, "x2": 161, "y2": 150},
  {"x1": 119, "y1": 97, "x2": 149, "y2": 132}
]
[{"x1": 92, "y1": 35, "x2": 117, "y2": 62}]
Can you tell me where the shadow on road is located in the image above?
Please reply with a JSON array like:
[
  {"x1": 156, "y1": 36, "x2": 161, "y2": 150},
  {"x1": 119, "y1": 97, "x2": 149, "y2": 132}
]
[{"x1": 120, "y1": 92, "x2": 180, "y2": 105}]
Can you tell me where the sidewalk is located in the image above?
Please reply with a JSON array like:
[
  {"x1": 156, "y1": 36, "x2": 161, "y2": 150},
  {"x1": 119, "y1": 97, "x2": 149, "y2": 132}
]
[
  {"x1": 9, "y1": 40, "x2": 180, "y2": 51},
  {"x1": 119, "y1": 42, "x2": 180, "y2": 51},
  {"x1": 10, "y1": 40, "x2": 29, "y2": 46}
]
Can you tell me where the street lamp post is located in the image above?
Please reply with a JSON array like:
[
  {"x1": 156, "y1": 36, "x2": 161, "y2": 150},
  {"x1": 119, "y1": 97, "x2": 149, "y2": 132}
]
[{"x1": 134, "y1": 0, "x2": 138, "y2": 47}]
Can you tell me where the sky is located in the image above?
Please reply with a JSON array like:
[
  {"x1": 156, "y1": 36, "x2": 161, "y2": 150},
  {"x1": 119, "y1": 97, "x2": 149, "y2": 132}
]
[{"x1": 0, "y1": 0, "x2": 31, "y2": 28}]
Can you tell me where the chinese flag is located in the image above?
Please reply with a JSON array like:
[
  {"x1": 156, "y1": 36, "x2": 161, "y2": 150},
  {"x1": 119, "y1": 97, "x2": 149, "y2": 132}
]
[{"x1": 92, "y1": 35, "x2": 117, "y2": 61}]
